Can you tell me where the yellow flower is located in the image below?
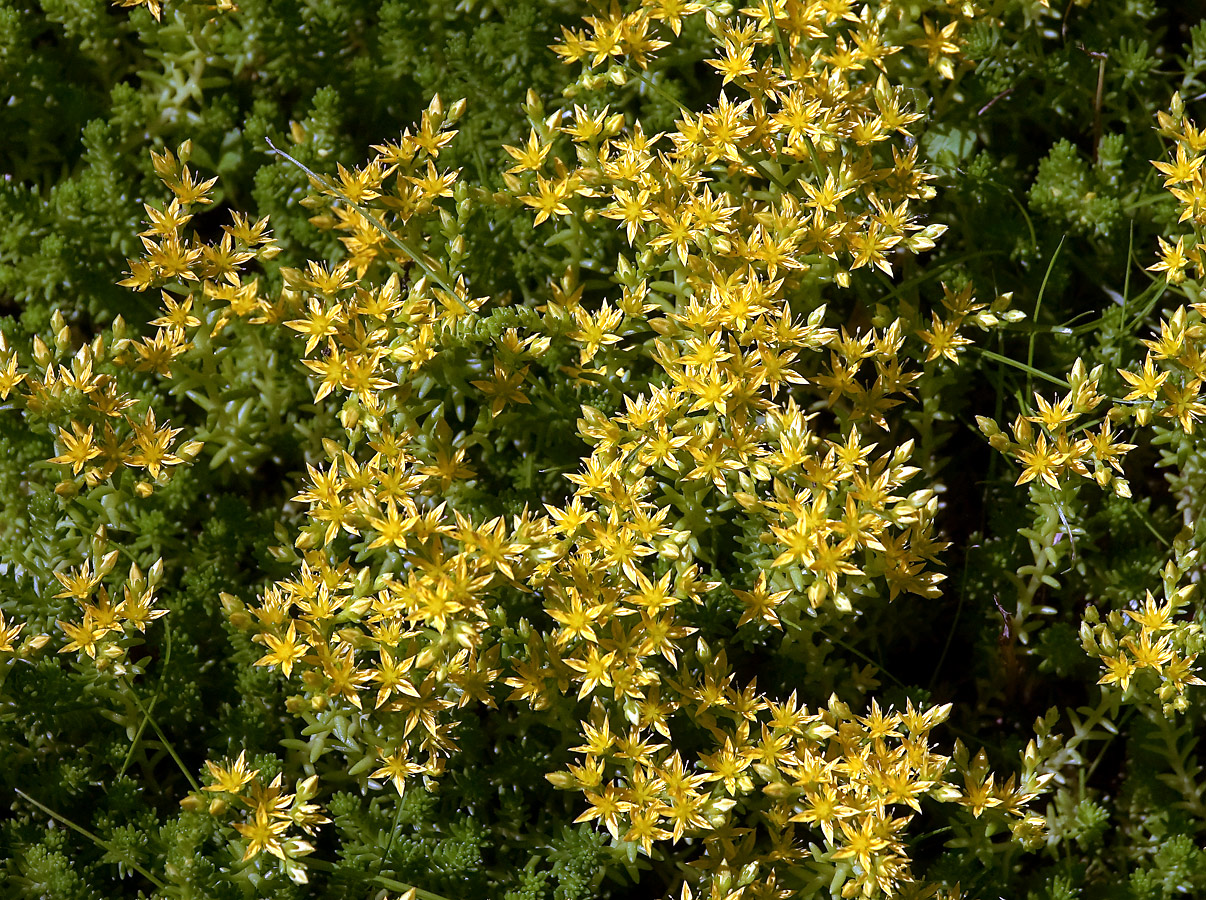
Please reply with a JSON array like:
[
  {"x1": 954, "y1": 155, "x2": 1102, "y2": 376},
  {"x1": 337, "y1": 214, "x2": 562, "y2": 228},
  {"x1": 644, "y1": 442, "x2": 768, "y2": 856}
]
[
  {"x1": 370, "y1": 647, "x2": 420, "y2": 709},
  {"x1": 58, "y1": 614, "x2": 103, "y2": 658},
  {"x1": 643, "y1": 0, "x2": 703, "y2": 36},
  {"x1": 910, "y1": 18, "x2": 960, "y2": 79},
  {"x1": 204, "y1": 750, "x2": 260, "y2": 794},
  {"x1": 790, "y1": 784, "x2": 857, "y2": 844},
  {"x1": 126, "y1": 408, "x2": 183, "y2": 480},
  {"x1": 547, "y1": 592, "x2": 607, "y2": 646},
  {"x1": 253, "y1": 622, "x2": 310, "y2": 678},
  {"x1": 0, "y1": 356, "x2": 26, "y2": 400},
  {"x1": 54, "y1": 563, "x2": 102, "y2": 601},
  {"x1": 49, "y1": 422, "x2": 101, "y2": 475},
  {"x1": 366, "y1": 501, "x2": 415, "y2": 550},
  {"x1": 119, "y1": 583, "x2": 169, "y2": 633},
  {"x1": 832, "y1": 814, "x2": 891, "y2": 872},
  {"x1": 567, "y1": 303, "x2": 624, "y2": 364},
  {"x1": 518, "y1": 173, "x2": 574, "y2": 225},
  {"x1": 733, "y1": 572, "x2": 790, "y2": 629},
  {"x1": 1014, "y1": 433, "x2": 1064, "y2": 488},
  {"x1": 1143, "y1": 235, "x2": 1191, "y2": 283},
  {"x1": 1126, "y1": 591, "x2": 1175, "y2": 633},
  {"x1": 470, "y1": 361, "x2": 532, "y2": 415},
  {"x1": 1118, "y1": 357, "x2": 1168, "y2": 402},
  {"x1": 1160, "y1": 377, "x2": 1206, "y2": 433},
  {"x1": 370, "y1": 747, "x2": 426, "y2": 795},
  {"x1": 131, "y1": 328, "x2": 190, "y2": 377},
  {"x1": 0, "y1": 612, "x2": 25, "y2": 654},
  {"x1": 572, "y1": 784, "x2": 634, "y2": 840},
  {"x1": 918, "y1": 312, "x2": 971, "y2": 364},
  {"x1": 286, "y1": 298, "x2": 346, "y2": 355},
  {"x1": 233, "y1": 807, "x2": 290, "y2": 862},
  {"x1": 1098, "y1": 652, "x2": 1137, "y2": 691},
  {"x1": 1027, "y1": 392, "x2": 1076, "y2": 431},
  {"x1": 698, "y1": 734, "x2": 754, "y2": 796},
  {"x1": 959, "y1": 772, "x2": 1002, "y2": 818},
  {"x1": 563, "y1": 645, "x2": 617, "y2": 699},
  {"x1": 1152, "y1": 143, "x2": 1204, "y2": 186},
  {"x1": 502, "y1": 130, "x2": 552, "y2": 175},
  {"x1": 112, "y1": 0, "x2": 163, "y2": 20},
  {"x1": 623, "y1": 806, "x2": 671, "y2": 856},
  {"x1": 600, "y1": 187, "x2": 657, "y2": 243},
  {"x1": 1123, "y1": 630, "x2": 1174, "y2": 673},
  {"x1": 302, "y1": 340, "x2": 347, "y2": 401}
]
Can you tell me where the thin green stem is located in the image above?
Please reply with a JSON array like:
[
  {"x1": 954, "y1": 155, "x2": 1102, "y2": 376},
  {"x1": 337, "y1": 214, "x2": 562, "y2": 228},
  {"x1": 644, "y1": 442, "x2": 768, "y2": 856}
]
[
  {"x1": 119, "y1": 675, "x2": 201, "y2": 793},
  {"x1": 1053, "y1": 496, "x2": 1079, "y2": 566},
  {"x1": 929, "y1": 532, "x2": 975, "y2": 690},
  {"x1": 1126, "y1": 279, "x2": 1168, "y2": 334},
  {"x1": 1129, "y1": 502, "x2": 1172, "y2": 548},
  {"x1": 974, "y1": 348, "x2": 1072, "y2": 389},
  {"x1": 1123, "y1": 218, "x2": 1135, "y2": 302},
  {"x1": 1026, "y1": 234, "x2": 1066, "y2": 393},
  {"x1": 376, "y1": 792, "x2": 408, "y2": 883},
  {"x1": 119, "y1": 626, "x2": 173, "y2": 779},
  {"x1": 768, "y1": 15, "x2": 793, "y2": 79},
  {"x1": 931, "y1": 163, "x2": 1037, "y2": 251},
  {"x1": 305, "y1": 856, "x2": 457, "y2": 900},
  {"x1": 15, "y1": 789, "x2": 166, "y2": 890},
  {"x1": 1084, "y1": 708, "x2": 1136, "y2": 784},
  {"x1": 809, "y1": 625, "x2": 907, "y2": 689},
  {"x1": 265, "y1": 139, "x2": 473, "y2": 314},
  {"x1": 873, "y1": 249, "x2": 1004, "y2": 305}
]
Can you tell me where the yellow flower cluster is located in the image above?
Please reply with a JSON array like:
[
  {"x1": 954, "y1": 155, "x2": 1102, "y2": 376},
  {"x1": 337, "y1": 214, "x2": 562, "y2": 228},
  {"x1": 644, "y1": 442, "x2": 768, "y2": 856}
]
[
  {"x1": 117, "y1": 101, "x2": 509, "y2": 844},
  {"x1": 536, "y1": 7, "x2": 949, "y2": 283},
  {"x1": 510, "y1": 0, "x2": 978, "y2": 623},
  {"x1": 0, "y1": 611, "x2": 49, "y2": 666},
  {"x1": 119, "y1": 142, "x2": 281, "y2": 348},
  {"x1": 52, "y1": 545, "x2": 168, "y2": 675},
  {"x1": 1104, "y1": 100, "x2": 1206, "y2": 444},
  {"x1": 0, "y1": 314, "x2": 200, "y2": 501},
  {"x1": 977, "y1": 359, "x2": 1136, "y2": 496},
  {"x1": 918, "y1": 282, "x2": 1020, "y2": 365},
  {"x1": 110, "y1": 0, "x2": 167, "y2": 19},
  {"x1": 181, "y1": 750, "x2": 330, "y2": 884},
  {"x1": 1080, "y1": 554, "x2": 1206, "y2": 715},
  {"x1": 108, "y1": 0, "x2": 237, "y2": 22},
  {"x1": 0, "y1": 147, "x2": 206, "y2": 670},
  {"x1": 555, "y1": 690, "x2": 1047, "y2": 899},
  {"x1": 111, "y1": 1, "x2": 1046, "y2": 896},
  {"x1": 973, "y1": 94, "x2": 1206, "y2": 718},
  {"x1": 1148, "y1": 93, "x2": 1206, "y2": 286}
]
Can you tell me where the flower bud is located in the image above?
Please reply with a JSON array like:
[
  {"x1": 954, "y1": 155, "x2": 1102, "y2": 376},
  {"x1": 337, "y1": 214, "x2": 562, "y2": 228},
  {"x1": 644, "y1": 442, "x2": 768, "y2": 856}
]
[
  {"x1": 179, "y1": 794, "x2": 203, "y2": 812},
  {"x1": 32, "y1": 336, "x2": 50, "y2": 367}
]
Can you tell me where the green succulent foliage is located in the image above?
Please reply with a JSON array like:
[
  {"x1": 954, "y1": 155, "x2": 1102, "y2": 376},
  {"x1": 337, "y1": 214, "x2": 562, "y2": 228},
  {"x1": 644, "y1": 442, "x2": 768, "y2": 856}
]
[
  {"x1": 1029, "y1": 137, "x2": 1126, "y2": 238},
  {"x1": 0, "y1": 0, "x2": 582, "y2": 325}
]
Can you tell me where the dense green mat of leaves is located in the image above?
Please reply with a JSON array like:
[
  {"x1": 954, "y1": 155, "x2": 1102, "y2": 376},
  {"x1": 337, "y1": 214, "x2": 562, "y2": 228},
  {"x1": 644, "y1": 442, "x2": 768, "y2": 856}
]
[{"x1": 5, "y1": 1, "x2": 1206, "y2": 898}]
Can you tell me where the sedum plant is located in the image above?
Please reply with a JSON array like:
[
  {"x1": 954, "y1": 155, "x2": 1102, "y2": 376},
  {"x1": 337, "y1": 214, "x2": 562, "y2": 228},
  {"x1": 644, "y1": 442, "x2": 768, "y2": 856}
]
[{"x1": 6, "y1": 1, "x2": 1206, "y2": 900}]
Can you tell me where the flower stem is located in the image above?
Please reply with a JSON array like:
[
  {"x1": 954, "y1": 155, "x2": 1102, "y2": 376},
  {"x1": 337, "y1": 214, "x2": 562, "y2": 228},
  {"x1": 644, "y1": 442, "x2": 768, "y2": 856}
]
[
  {"x1": 14, "y1": 788, "x2": 167, "y2": 890},
  {"x1": 120, "y1": 673, "x2": 201, "y2": 793}
]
